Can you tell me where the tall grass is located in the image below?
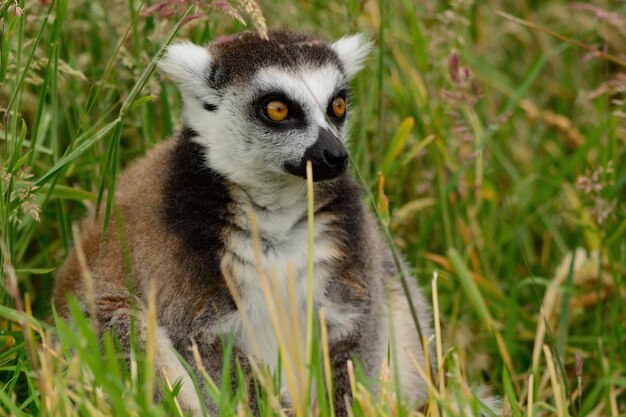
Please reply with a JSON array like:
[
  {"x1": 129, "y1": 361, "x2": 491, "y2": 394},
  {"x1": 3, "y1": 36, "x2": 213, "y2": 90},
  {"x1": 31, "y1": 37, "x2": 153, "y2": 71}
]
[{"x1": 1, "y1": 0, "x2": 625, "y2": 416}]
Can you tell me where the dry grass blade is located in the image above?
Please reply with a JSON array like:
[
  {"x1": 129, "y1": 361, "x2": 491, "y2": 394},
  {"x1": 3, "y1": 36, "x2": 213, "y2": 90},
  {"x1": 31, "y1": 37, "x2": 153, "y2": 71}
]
[
  {"x1": 532, "y1": 263, "x2": 568, "y2": 373},
  {"x1": 495, "y1": 11, "x2": 626, "y2": 68},
  {"x1": 543, "y1": 345, "x2": 566, "y2": 417},
  {"x1": 519, "y1": 100, "x2": 584, "y2": 148},
  {"x1": 431, "y1": 271, "x2": 444, "y2": 391},
  {"x1": 191, "y1": 341, "x2": 220, "y2": 396},
  {"x1": 319, "y1": 309, "x2": 335, "y2": 417},
  {"x1": 145, "y1": 283, "x2": 157, "y2": 404},
  {"x1": 222, "y1": 268, "x2": 263, "y2": 361},
  {"x1": 161, "y1": 370, "x2": 185, "y2": 416},
  {"x1": 527, "y1": 374, "x2": 534, "y2": 417},
  {"x1": 236, "y1": 0, "x2": 267, "y2": 40},
  {"x1": 247, "y1": 209, "x2": 305, "y2": 417},
  {"x1": 305, "y1": 160, "x2": 315, "y2": 367},
  {"x1": 406, "y1": 348, "x2": 442, "y2": 411}
]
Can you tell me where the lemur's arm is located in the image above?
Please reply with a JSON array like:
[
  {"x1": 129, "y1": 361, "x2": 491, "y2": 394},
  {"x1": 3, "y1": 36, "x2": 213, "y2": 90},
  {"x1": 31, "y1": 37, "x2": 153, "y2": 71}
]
[
  {"x1": 75, "y1": 288, "x2": 252, "y2": 416},
  {"x1": 179, "y1": 334, "x2": 258, "y2": 416},
  {"x1": 327, "y1": 310, "x2": 382, "y2": 417},
  {"x1": 328, "y1": 336, "x2": 360, "y2": 417}
]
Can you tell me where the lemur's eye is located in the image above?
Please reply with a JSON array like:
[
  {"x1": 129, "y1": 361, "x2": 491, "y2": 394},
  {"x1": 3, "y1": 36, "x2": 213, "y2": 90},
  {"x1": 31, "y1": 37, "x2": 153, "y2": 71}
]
[
  {"x1": 266, "y1": 100, "x2": 289, "y2": 122},
  {"x1": 331, "y1": 96, "x2": 346, "y2": 118},
  {"x1": 256, "y1": 94, "x2": 305, "y2": 129}
]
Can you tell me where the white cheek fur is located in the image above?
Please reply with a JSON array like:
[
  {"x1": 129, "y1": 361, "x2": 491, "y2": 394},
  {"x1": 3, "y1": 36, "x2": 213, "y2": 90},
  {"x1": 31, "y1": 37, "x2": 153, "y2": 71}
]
[
  {"x1": 162, "y1": 43, "x2": 357, "y2": 206},
  {"x1": 181, "y1": 65, "x2": 352, "y2": 196}
]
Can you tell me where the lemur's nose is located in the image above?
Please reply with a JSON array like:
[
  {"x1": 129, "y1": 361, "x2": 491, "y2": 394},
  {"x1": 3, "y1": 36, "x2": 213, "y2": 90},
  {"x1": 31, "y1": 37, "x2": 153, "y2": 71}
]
[
  {"x1": 302, "y1": 128, "x2": 348, "y2": 181},
  {"x1": 283, "y1": 128, "x2": 349, "y2": 181},
  {"x1": 323, "y1": 149, "x2": 349, "y2": 169}
]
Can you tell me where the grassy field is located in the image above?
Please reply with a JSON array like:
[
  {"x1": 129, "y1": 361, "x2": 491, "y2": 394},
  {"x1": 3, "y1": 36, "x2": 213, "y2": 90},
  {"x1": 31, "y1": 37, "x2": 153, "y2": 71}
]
[{"x1": 1, "y1": 0, "x2": 625, "y2": 416}]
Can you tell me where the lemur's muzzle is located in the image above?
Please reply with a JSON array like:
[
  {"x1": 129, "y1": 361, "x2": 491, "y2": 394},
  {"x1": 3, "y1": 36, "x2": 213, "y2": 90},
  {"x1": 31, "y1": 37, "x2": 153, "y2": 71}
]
[{"x1": 284, "y1": 128, "x2": 348, "y2": 181}]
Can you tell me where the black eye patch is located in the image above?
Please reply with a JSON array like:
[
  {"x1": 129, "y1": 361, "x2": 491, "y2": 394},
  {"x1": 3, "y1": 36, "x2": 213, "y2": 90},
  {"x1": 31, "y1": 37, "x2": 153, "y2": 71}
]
[
  {"x1": 193, "y1": 94, "x2": 219, "y2": 112},
  {"x1": 251, "y1": 92, "x2": 307, "y2": 130},
  {"x1": 325, "y1": 89, "x2": 349, "y2": 125},
  {"x1": 202, "y1": 102, "x2": 219, "y2": 112}
]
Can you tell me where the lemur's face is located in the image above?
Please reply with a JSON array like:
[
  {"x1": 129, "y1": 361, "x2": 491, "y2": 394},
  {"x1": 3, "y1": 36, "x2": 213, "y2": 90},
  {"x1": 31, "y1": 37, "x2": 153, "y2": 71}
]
[{"x1": 159, "y1": 30, "x2": 371, "y2": 186}]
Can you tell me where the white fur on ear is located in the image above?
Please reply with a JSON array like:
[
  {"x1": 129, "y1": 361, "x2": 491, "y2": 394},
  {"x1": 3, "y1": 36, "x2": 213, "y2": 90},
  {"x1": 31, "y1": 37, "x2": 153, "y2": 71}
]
[
  {"x1": 159, "y1": 41, "x2": 212, "y2": 92},
  {"x1": 331, "y1": 34, "x2": 373, "y2": 79}
]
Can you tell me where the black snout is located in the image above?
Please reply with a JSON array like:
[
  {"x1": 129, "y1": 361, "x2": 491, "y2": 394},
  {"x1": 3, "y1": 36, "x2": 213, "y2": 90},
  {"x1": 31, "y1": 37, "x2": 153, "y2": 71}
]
[{"x1": 284, "y1": 128, "x2": 348, "y2": 181}]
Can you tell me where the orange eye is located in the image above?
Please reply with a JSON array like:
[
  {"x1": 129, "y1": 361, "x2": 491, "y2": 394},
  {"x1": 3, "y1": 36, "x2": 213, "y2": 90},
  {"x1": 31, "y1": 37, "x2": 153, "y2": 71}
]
[
  {"x1": 331, "y1": 96, "x2": 346, "y2": 118},
  {"x1": 266, "y1": 100, "x2": 289, "y2": 121}
]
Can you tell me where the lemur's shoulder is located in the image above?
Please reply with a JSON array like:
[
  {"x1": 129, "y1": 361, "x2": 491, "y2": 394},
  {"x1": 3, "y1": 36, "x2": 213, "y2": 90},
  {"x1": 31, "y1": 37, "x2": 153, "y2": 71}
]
[
  {"x1": 53, "y1": 139, "x2": 176, "y2": 313},
  {"x1": 115, "y1": 138, "x2": 177, "y2": 208}
]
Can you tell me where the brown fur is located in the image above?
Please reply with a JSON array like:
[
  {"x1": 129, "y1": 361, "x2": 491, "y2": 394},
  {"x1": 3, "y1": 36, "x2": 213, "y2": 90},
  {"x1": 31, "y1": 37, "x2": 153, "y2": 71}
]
[
  {"x1": 54, "y1": 29, "x2": 497, "y2": 417},
  {"x1": 54, "y1": 130, "x2": 386, "y2": 411}
]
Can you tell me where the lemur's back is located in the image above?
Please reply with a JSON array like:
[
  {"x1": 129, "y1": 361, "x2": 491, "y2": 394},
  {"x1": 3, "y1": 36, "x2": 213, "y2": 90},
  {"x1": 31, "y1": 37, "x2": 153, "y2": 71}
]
[
  {"x1": 53, "y1": 139, "x2": 167, "y2": 311},
  {"x1": 54, "y1": 139, "x2": 177, "y2": 318},
  {"x1": 55, "y1": 137, "x2": 241, "y2": 341}
]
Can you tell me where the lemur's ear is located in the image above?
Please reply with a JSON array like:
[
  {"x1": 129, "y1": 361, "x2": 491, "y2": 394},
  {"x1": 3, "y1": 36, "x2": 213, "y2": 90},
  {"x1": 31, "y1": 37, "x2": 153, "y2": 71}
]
[
  {"x1": 331, "y1": 34, "x2": 372, "y2": 79},
  {"x1": 159, "y1": 41, "x2": 212, "y2": 91}
]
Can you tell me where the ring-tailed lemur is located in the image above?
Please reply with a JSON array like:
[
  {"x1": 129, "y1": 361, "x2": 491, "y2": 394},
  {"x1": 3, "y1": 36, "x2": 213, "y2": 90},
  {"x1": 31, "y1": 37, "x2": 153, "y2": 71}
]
[{"x1": 54, "y1": 29, "x2": 498, "y2": 416}]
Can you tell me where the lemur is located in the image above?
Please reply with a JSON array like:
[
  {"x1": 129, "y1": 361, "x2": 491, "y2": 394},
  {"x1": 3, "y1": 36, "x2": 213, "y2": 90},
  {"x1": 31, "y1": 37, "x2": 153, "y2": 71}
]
[{"x1": 54, "y1": 29, "x2": 498, "y2": 416}]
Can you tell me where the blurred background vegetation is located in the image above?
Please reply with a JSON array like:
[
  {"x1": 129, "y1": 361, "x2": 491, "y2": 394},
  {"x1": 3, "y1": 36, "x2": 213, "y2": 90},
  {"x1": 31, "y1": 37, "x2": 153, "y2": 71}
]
[{"x1": 0, "y1": 0, "x2": 624, "y2": 415}]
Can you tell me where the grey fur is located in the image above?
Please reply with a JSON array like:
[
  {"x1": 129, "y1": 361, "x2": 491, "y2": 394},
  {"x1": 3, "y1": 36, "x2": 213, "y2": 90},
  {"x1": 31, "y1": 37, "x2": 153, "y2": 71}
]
[
  {"x1": 207, "y1": 29, "x2": 343, "y2": 90},
  {"x1": 54, "y1": 29, "x2": 499, "y2": 417}
]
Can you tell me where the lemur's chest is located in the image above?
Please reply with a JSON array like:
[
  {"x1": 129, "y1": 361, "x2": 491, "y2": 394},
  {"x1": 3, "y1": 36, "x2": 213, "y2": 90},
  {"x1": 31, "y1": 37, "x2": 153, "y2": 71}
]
[{"x1": 219, "y1": 202, "x2": 354, "y2": 369}]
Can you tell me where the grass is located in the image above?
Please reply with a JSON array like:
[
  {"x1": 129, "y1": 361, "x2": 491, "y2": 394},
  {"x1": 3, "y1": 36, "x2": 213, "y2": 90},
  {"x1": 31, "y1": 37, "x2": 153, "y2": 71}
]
[{"x1": 1, "y1": 0, "x2": 625, "y2": 416}]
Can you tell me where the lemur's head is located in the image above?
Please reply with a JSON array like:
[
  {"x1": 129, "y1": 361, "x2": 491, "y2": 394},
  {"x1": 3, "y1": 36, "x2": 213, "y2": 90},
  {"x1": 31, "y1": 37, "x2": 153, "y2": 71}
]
[{"x1": 159, "y1": 29, "x2": 371, "y2": 186}]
